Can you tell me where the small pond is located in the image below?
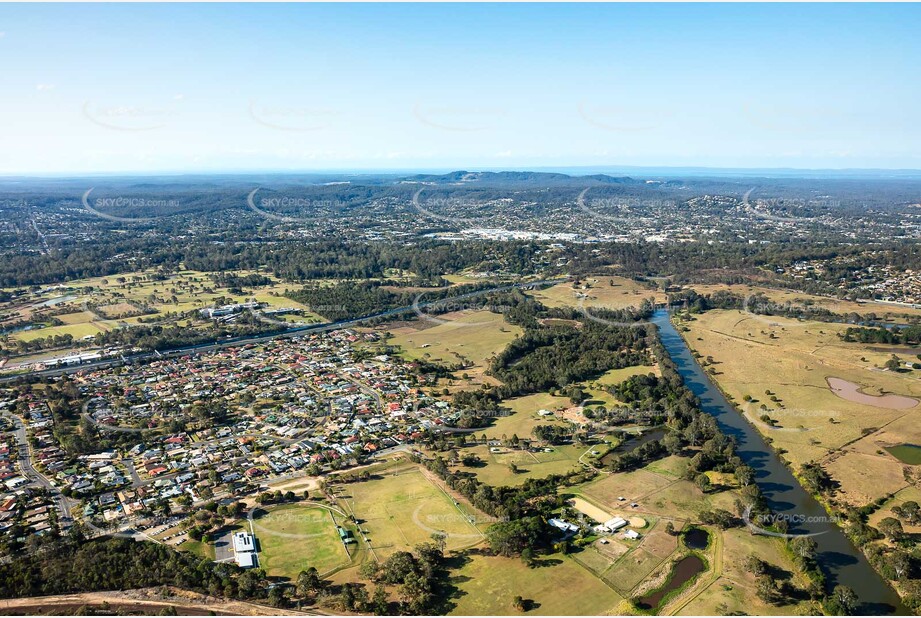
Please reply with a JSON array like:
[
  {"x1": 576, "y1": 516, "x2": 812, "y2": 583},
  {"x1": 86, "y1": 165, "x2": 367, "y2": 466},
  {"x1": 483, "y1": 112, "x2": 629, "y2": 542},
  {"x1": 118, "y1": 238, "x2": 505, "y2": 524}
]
[
  {"x1": 635, "y1": 555, "x2": 706, "y2": 611},
  {"x1": 682, "y1": 527, "x2": 710, "y2": 550},
  {"x1": 886, "y1": 444, "x2": 921, "y2": 465}
]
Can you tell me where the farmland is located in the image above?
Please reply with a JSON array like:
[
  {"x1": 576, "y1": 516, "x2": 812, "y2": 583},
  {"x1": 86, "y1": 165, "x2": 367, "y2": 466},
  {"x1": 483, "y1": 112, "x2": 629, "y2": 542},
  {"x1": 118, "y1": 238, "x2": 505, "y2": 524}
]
[
  {"x1": 566, "y1": 455, "x2": 812, "y2": 614},
  {"x1": 678, "y1": 308, "x2": 921, "y2": 505},
  {"x1": 446, "y1": 550, "x2": 626, "y2": 616},
  {"x1": 453, "y1": 443, "x2": 586, "y2": 487}
]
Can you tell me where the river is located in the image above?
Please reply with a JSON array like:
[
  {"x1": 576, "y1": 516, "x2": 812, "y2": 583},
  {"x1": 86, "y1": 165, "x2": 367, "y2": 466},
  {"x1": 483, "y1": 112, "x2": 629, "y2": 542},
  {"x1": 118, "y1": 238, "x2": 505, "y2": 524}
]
[{"x1": 652, "y1": 309, "x2": 904, "y2": 615}]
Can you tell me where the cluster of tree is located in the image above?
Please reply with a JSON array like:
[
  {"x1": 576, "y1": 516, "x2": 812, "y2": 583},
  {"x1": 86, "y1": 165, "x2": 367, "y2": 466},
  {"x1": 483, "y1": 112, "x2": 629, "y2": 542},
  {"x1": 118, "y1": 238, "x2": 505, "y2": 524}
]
[
  {"x1": 799, "y1": 461, "x2": 834, "y2": 495},
  {"x1": 209, "y1": 272, "x2": 272, "y2": 292},
  {"x1": 532, "y1": 424, "x2": 572, "y2": 445},
  {"x1": 841, "y1": 325, "x2": 921, "y2": 346},
  {"x1": 484, "y1": 516, "x2": 546, "y2": 558},
  {"x1": 286, "y1": 279, "x2": 518, "y2": 322},
  {"x1": 416, "y1": 453, "x2": 573, "y2": 521},
  {"x1": 0, "y1": 533, "x2": 268, "y2": 601},
  {"x1": 356, "y1": 537, "x2": 449, "y2": 615},
  {"x1": 489, "y1": 322, "x2": 649, "y2": 397}
]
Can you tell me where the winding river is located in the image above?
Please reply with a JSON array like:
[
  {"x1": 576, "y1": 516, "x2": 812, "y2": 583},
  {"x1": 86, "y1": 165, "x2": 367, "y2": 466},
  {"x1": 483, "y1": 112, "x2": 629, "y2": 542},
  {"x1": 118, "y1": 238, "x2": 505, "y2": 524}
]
[{"x1": 652, "y1": 309, "x2": 904, "y2": 615}]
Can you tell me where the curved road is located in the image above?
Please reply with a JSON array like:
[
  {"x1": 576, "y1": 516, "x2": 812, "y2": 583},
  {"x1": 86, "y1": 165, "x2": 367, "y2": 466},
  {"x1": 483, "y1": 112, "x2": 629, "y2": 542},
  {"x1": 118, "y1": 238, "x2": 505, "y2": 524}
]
[{"x1": 0, "y1": 277, "x2": 567, "y2": 385}]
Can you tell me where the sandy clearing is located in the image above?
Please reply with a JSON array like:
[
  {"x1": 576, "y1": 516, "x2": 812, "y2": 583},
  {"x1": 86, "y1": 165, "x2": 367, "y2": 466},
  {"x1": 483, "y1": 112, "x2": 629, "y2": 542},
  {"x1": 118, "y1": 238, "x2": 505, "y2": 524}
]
[{"x1": 571, "y1": 497, "x2": 613, "y2": 523}]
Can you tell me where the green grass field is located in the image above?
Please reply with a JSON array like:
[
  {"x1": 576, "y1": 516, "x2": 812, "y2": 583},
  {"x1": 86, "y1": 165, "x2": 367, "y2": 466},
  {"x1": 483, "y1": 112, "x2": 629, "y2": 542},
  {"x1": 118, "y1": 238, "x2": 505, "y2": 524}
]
[
  {"x1": 338, "y1": 469, "x2": 485, "y2": 559},
  {"x1": 14, "y1": 322, "x2": 104, "y2": 342},
  {"x1": 488, "y1": 392, "x2": 572, "y2": 438},
  {"x1": 527, "y1": 276, "x2": 663, "y2": 312},
  {"x1": 250, "y1": 504, "x2": 351, "y2": 579},
  {"x1": 447, "y1": 551, "x2": 626, "y2": 615}
]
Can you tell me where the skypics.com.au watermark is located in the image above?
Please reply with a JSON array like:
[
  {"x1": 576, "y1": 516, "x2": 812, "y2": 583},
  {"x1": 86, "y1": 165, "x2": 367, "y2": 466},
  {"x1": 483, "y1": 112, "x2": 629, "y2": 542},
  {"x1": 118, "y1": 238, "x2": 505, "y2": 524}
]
[
  {"x1": 246, "y1": 188, "x2": 346, "y2": 223},
  {"x1": 248, "y1": 100, "x2": 339, "y2": 132},
  {"x1": 574, "y1": 187, "x2": 674, "y2": 226},
  {"x1": 743, "y1": 506, "x2": 841, "y2": 539},
  {"x1": 411, "y1": 188, "x2": 483, "y2": 227},
  {"x1": 411, "y1": 294, "x2": 512, "y2": 328},
  {"x1": 83, "y1": 98, "x2": 183, "y2": 132},
  {"x1": 739, "y1": 401, "x2": 841, "y2": 434},
  {"x1": 81, "y1": 189, "x2": 177, "y2": 223}
]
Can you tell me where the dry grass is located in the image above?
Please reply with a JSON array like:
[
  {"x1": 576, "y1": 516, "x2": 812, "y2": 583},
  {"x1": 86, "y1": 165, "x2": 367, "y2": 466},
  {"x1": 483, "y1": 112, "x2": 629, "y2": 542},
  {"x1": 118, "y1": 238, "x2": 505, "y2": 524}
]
[
  {"x1": 528, "y1": 276, "x2": 664, "y2": 311},
  {"x1": 679, "y1": 309, "x2": 921, "y2": 505}
]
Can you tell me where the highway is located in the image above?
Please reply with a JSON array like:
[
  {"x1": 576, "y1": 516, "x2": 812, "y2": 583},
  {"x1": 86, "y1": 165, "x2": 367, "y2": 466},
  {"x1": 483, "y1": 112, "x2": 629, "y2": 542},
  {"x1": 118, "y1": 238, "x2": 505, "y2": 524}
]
[{"x1": 0, "y1": 277, "x2": 567, "y2": 385}]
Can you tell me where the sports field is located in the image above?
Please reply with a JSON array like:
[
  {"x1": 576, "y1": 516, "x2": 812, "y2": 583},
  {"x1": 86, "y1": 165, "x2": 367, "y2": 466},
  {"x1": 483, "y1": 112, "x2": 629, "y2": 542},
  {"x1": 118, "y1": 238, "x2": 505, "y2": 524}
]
[
  {"x1": 250, "y1": 504, "x2": 351, "y2": 579},
  {"x1": 338, "y1": 469, "x2": 485, "y2": 559}
]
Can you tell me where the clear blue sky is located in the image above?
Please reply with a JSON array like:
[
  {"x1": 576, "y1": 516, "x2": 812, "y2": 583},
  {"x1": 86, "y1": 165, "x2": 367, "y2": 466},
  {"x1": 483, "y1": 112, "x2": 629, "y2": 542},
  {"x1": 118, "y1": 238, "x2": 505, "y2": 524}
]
[{"x1": 2, "y1": 3, "x2": 920, "y2": 174}]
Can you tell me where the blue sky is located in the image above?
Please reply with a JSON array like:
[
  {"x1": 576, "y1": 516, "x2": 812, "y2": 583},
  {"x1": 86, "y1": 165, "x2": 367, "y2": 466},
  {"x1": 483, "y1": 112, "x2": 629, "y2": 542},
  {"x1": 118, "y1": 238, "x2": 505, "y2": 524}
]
[{"x1": 1, "y1": 3, "x2": 920, "y2": 174}]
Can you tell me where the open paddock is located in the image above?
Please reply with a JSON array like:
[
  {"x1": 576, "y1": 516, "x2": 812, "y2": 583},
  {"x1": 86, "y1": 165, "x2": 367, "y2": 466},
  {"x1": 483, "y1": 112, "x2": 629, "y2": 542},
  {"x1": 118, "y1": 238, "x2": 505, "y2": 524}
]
[
  {"x1": 447, "y1": 550, "x2": 625, "y2": 616},
  {"x1": 679, "y1": 309, "x2": 921, "y2": 481},
  {"x1": 337, "y1": 468, "x2": 485, "y2": 559}
]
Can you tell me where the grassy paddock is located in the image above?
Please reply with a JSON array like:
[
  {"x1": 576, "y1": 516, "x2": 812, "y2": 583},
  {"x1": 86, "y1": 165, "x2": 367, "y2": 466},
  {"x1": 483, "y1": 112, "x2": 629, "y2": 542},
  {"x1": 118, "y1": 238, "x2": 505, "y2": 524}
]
[
  {"x1": 337, "y1": 468, "x2": 485, "y2": 559},
  {"x1": 679, "y1": 309, "x2": 921, "y2": 505},
  {"x1": 446, "y1": 551, "x2": 625, "y2": 615}
]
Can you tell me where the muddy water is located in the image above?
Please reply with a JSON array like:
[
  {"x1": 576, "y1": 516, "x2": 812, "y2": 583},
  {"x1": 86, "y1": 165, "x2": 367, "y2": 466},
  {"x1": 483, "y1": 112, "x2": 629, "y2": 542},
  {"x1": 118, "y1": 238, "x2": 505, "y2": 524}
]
[
  {"x1": 636, "y1": 555, "x2": 706, "y2": 611},
  {"x1": 827, "y1": 377, "x2": 918, "y2": 410}
]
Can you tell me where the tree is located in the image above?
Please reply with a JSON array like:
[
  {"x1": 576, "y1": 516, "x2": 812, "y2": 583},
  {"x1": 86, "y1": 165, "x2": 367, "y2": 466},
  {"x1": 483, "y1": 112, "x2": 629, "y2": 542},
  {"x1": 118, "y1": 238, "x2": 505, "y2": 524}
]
[
  {"x1": 756, "y1": 574, "x2": 780, "y2": 605},
  {"x1": 430, "y1": 531, "x2": 447, "y2": 553},
  {"x1": 664, "y1": 521, "x2": 675, "y2": 536},
  {"x1": 268, "y1": 585, "x2": 287, "y2": 608},
  {"x1": 878, "y1": 517, "x2": 904, "y2": 542},
  {"x1": 296, "y1": 567, "x2": 322, "y2": 597},
  {"x1": 890, "y1": 550, "x2": 911, "y2": 581},
  {"x1": 790, "y1": 536, "x2": 818, "y2": 563},
  {"x1": 744, "y1": 555, "x2": 767, "y2": 576},
  {"x1": 485, "y1": 517, "x2": 544, "y2": 557},
  {"x1": 513, "y1": 596, "x2": 526, "y2": 612},
  {"x1": 736, "y1": 465, "x2": 755, "y2": 486},
  {"x1": 894, "y1": 500, "x2": 920, "y2": 525},
  {"x1": 695, "y1": 473, "x2": 711, "y2": 493},
  {"x1": 699, "y1": 509, "x2": 734, "y2": 529},
  {"x1": 827, "y1": 585, "x2": 858, "y2": 615},
  {"x1": 372, "y1": 586, "x2": 389, "y2": 615}
]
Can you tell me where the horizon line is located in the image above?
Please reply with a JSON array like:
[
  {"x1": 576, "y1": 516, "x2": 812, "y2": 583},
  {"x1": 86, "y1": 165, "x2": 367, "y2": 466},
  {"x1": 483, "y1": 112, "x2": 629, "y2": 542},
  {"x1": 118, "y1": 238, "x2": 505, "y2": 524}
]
[{"x1": 4, "y1": 164, "x2": 921, "y2": 181}]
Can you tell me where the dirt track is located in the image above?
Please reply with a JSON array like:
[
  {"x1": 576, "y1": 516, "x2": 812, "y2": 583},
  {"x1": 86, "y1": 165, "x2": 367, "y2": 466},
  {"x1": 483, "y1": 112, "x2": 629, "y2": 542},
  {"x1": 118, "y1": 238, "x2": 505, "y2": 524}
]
[{"x1": 0, "y1": 587, "x2": 323, "y2": 616}]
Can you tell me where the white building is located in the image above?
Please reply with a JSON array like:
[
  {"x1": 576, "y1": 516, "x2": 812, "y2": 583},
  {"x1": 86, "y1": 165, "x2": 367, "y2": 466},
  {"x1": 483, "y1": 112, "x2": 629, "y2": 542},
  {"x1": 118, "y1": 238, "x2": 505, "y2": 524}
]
[
  {"x1": 232, "y1": 531, "x2": 257, "y2": 568},
  {"x1": 603, "y1": 517, "x2": 628, "y2": 532}
]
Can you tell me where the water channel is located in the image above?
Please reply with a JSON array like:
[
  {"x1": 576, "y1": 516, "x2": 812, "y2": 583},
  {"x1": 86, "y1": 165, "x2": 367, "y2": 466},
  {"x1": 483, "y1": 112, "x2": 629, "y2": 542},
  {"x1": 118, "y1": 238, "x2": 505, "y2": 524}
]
[{"x1": 652, "y1": 309, "x2": 903, "y2": 614}]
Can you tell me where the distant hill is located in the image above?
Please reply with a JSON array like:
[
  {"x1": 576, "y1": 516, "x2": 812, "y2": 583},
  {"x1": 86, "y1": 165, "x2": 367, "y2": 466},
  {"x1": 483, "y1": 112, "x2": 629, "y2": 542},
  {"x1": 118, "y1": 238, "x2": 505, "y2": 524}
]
[{"x1": 401, "y1": 170, "x2": 640, "y2": 186}]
